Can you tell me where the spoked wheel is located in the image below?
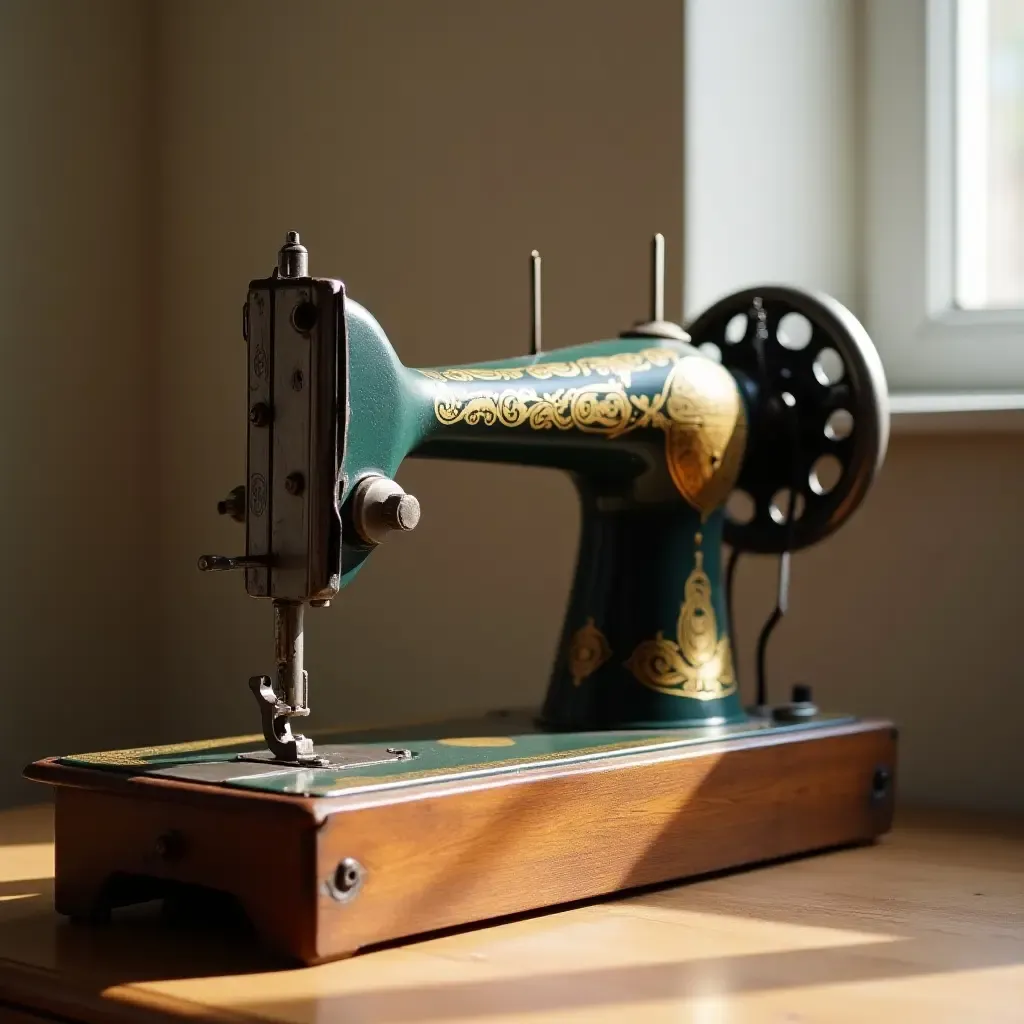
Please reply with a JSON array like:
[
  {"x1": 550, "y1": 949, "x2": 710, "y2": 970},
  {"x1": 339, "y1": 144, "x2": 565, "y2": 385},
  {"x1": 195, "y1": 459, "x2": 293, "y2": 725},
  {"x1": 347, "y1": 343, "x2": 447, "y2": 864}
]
[{"x1": 686, "y1": 286, "x2": 889, "y2": 554}]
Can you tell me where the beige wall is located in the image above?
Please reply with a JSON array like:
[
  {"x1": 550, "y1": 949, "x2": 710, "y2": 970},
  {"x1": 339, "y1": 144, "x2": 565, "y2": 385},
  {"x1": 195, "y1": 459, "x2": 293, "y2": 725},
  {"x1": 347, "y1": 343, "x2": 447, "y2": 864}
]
[
  {"x1": 3, "y1": 0, "x2": 1022, "y2": 813},
  {"x1": 155, "y1": 0, "x2": 684, "y2": 737},
  {"x1": 732, "y1": 433, "x2": 1024, "y2": 813},
  {"x1": 0, "y1": 1, "x2": 158, "y2": 806}
]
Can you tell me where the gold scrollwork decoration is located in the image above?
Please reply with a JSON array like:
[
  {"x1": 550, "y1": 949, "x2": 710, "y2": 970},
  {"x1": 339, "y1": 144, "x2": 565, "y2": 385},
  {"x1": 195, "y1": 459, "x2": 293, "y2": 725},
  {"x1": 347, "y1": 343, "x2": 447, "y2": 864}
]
[
  {"x1": 625, "y1": 541, "x2": 737, "y2": 701},
  {"x1": 568, "y1": 617, "x2": 612, "y2": 687},
  {"x1": 420, "y1": 346, "x2": 747, "y2": 515},
  {"x1": 434, "y1": 382, "x2": 634, "y2": 434}
]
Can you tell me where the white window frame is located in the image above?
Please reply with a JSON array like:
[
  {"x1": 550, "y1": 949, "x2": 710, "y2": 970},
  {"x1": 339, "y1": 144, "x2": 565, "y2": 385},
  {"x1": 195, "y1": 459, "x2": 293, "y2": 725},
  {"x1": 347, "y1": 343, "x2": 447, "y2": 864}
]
[{"x1": 865, "y1": 0, "x2": 1024, "y2": 397}]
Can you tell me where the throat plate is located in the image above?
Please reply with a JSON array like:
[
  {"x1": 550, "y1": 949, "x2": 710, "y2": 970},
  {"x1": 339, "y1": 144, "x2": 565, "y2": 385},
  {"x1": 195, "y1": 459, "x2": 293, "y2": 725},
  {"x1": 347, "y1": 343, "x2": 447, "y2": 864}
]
[
  {"x1": 146, "y1": 745, "x2": 414, "y2": 785},
  {"x1": 236, "y1": 743, "x2": 415, "y2": 771}
]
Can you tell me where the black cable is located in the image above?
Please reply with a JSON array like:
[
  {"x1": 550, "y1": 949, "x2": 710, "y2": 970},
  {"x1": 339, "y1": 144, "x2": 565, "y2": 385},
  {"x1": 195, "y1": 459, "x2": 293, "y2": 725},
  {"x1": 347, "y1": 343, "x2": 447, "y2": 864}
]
[
  {"x1": 725, "y1": 544, "x2": 741, "y2": 691},
  {"x1": 754, "y1": 557, "x2": 787, "y2": 709},
  {"x1": 753, "y1": 483, "x2": 799, "y2": 709}
]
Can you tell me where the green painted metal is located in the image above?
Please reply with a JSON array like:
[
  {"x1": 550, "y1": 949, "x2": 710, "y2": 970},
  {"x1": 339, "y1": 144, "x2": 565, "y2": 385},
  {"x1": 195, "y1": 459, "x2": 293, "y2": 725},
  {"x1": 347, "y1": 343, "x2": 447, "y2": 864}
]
[
  {"x1": 58, "y1": 712, "x2": 855, "y2": 798},
  {"x1": 338, "y1": 302, "x2": 750, "y2": 730}
]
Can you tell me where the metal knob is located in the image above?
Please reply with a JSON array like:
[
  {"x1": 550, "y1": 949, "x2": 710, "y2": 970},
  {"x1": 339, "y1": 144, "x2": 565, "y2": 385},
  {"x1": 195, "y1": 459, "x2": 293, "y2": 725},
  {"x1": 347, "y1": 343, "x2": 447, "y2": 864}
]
[
  {"x1": 771, "y1": 683, "x2": 819, "y2": 723},
  {"x1": 351, "y1": 475, "x2": 421, "y2": 546},
  {"x1": 217, "y1": 485, "x2": 246, "y2": 523},
  {"x1": 381, "y1": 492, "x2": 421, "y2": 531},
  {"x1": 277, "y1": 230, "x2": 308, "y2": 279}
]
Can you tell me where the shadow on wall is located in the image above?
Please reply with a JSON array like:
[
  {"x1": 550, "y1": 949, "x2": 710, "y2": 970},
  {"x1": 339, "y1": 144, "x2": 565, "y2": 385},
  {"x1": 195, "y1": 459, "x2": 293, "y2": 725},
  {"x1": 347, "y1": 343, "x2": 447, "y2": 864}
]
[
  {"x1": 179, "y1": 429, "x2": 1024, "y2": 816},
  {"x1": 154, "y1": 0, "x2": 686, "y2": 769}
]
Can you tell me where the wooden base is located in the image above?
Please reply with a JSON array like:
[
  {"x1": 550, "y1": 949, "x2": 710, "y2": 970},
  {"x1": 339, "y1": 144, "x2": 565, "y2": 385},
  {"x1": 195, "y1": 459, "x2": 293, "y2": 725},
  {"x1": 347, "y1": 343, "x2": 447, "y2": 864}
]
[{"x1": 27, "y1": 719, "x2": 897, "y2": 965}]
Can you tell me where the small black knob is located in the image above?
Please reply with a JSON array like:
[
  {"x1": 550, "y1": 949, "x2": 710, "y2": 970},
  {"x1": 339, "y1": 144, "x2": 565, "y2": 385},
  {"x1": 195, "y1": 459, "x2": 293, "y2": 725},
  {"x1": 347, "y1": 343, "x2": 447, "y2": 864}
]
[
  {"x1": 771, "y1": 683, "x2": 818, "y2": 723},
  {"x1": 791, "y1": 683, "x2": 813, "y2": 704},
  {"x1": 285, "y1": 472, "x2": 305, "y2": 496}
]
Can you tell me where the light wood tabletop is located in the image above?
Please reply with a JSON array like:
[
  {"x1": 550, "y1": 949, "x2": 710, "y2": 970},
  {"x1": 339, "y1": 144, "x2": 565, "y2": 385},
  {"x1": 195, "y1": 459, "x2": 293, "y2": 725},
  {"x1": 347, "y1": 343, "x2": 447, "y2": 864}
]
[{"x1": 0, "y1": 803, "x2": 1020, "y2": 1023}]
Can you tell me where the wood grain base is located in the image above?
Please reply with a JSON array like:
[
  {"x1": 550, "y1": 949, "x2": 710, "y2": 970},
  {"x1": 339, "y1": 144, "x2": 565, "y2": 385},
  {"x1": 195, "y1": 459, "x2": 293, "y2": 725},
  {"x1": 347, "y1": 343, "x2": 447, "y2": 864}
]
[{"x1": 27, "y1": 719, "x2": 897, "y2": 965}]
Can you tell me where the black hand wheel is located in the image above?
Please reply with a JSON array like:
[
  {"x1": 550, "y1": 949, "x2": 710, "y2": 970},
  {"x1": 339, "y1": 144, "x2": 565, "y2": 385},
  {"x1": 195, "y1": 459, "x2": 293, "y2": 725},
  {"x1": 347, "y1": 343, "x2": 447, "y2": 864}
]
[{"x1": 685, "y1": 286, "x2": 889, "y2": 554}]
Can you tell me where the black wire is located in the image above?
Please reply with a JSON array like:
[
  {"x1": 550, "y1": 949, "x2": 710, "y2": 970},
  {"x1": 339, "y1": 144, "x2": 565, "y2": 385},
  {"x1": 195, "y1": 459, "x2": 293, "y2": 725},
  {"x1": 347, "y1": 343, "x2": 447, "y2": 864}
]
[
  {"x1": 754, "y1": 594, "x2": 782, "y2": 710},
  {"x1": 753, "y1": 472, "x2": 799, "y2": 709},
  {"x1": 725, "y1": 543, "x2": 741, "y2": 684}
]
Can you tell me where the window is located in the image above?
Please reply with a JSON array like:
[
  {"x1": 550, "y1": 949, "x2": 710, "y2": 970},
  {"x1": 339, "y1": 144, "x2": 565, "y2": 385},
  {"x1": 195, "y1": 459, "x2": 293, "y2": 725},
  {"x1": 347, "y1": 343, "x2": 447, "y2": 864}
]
[
  {"x1": 956, "y1": 0, "x2": 1024, "y2": 309},
  {"x1": 866, "y1": 0, "x2": 1024, "y2": 395}
]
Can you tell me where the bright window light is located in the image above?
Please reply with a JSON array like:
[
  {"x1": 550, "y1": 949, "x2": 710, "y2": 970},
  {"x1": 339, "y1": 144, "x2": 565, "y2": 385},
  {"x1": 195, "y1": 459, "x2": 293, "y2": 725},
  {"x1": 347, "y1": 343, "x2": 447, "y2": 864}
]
[{"x1": 956, "y1": 0, "x2": 1024, "y2": 308}]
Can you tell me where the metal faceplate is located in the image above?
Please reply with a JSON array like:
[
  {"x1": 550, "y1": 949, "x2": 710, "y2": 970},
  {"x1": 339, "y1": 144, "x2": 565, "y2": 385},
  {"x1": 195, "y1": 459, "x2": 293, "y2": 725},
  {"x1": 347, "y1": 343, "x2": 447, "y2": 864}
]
[{"x1": 244, "y1": 276, "x2": 348, "y2": 601}]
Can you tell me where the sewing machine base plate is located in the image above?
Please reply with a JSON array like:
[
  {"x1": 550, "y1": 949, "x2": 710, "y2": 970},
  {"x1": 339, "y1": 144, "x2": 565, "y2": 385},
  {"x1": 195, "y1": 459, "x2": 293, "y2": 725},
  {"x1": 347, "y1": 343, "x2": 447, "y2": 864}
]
[{"x1": 27, "y1": 712, "x2": 897, "y2": 965}]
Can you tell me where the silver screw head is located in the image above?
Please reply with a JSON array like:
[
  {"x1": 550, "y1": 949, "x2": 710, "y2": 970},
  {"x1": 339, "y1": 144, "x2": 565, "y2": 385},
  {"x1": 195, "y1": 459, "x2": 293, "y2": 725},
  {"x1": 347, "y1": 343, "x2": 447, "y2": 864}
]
[{"x1": 327, "y1": 857, "x2": 365, "y2": 902}]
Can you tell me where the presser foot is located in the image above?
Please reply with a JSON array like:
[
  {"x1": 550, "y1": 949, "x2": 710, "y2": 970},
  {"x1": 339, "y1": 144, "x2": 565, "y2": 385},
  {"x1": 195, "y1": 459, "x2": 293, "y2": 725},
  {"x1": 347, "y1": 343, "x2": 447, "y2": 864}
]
[{"x1": 245, "y1": 675, "x2": 328, "y2": 768}]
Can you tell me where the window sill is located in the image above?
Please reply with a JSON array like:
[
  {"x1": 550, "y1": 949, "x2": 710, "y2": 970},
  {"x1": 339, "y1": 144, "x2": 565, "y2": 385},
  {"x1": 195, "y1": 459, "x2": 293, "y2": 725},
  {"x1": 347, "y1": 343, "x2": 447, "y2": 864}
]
[{"x1": 891, "y1": 392, "x2": 1024, "y2": 433}]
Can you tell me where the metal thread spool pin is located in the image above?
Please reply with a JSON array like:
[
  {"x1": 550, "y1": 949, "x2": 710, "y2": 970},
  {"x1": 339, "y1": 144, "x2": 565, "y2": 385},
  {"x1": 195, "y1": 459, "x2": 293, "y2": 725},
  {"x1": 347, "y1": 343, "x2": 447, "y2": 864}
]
[
  {"x1": 620, "y1": 233, "x2": 689, "y2": 342},
  {"x1": 530, "y1": 250, "x2": 542, "y2": 356},
  {"x1": 651, "y1": 232, "x2": 665, "y2": 323}
]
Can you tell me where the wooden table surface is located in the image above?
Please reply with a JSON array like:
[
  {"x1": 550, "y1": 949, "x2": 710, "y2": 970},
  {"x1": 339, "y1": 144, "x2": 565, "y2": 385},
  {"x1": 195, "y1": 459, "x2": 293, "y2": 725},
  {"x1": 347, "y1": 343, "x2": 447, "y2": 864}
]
[{"x1": 0, "y1": 803, "x2": 1021, "y2": 1023}]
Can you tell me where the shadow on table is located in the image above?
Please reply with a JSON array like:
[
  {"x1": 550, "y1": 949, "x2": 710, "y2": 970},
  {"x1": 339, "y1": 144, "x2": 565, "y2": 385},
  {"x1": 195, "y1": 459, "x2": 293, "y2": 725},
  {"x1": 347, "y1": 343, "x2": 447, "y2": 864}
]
[
  {"x1": 229, "y1": 798, "x2": 1024, "y2": 1022},
  {"x1": 3, "y1": 736, "x2": 1021, "y2": 1020}
]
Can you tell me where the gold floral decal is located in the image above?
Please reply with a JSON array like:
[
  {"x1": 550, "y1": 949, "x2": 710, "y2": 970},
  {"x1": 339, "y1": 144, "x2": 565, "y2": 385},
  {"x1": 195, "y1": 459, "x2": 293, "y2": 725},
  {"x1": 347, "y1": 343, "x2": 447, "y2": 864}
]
[
  {"x1": 568, "y1": 617, "x2": 612, "y2": 686},
  {"x1": 419, "y1": 348, "x2": 746, "y2": 515},
  {"x1": 625, "y1": 533, "x2": 736, "y2": 701},
  {"x1": 67, "y1": 733, "x2": 263, "y2": 767},
  {"x1": 434, "y1": 381, "x2": 634, "y2": 434}
]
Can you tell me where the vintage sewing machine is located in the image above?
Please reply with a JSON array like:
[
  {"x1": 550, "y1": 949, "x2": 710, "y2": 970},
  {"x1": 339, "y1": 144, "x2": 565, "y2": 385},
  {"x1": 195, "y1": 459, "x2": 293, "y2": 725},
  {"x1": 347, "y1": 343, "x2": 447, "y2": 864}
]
[{"x1": 28, "y1": 231, "x2": 895, "y2": 964}]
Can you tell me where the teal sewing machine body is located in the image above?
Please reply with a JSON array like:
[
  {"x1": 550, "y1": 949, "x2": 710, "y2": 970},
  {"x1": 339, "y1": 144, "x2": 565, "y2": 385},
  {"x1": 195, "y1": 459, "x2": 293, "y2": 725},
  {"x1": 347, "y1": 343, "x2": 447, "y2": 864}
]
[
  {"x1": 199, "y1": 232, "x2": 887, "y2": 764},
  {"x1": 342, "y1": 300, "x2": 749, "y2": 729}
]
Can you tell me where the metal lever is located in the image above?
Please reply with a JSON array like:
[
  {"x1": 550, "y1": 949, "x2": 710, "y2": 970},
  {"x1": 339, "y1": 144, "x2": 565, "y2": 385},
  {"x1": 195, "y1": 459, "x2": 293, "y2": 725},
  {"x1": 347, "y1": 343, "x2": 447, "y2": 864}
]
[{"x1": 197, "y1": 554, "x2": 267, "y2": 572}]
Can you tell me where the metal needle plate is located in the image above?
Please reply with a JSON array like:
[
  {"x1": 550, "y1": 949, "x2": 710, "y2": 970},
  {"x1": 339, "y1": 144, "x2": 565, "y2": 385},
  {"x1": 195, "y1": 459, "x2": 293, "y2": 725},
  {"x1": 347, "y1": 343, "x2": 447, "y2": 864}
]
[{"x1": 146, "y1": 745, "x2": 415, "y2": 785}]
